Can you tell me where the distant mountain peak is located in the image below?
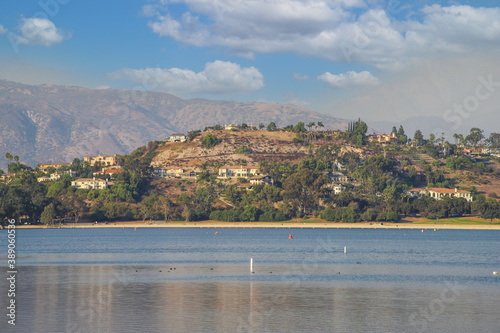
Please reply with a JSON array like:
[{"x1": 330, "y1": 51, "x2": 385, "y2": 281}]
[{"x1": 0, "y1": 80, "x2": 348, "y2": 171}]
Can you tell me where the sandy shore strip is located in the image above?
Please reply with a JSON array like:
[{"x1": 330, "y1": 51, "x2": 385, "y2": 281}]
[{"x1": 11, "y1": 218, "x2": 500, "y2": 230}]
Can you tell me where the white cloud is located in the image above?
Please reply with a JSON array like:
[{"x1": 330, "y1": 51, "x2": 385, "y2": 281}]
[
  {"x1": 318, "y1": 70, "x2": 380, "y2": 88},
  {"x1": 293, "y1": 72, "x2": 309, "y2": 81},
  {"x1": 0, "y1": 24, "x2": 7, "y2": 34},
  {"x1": 107, "y1": 60, "x2": 264, "y2": 96},
  {"x1": 145, "y1": 2, "x2": 500, "y2": 68},
  {"x1": 14, "y1": 18, "x2": 68, "y2": 46},
  {"x1": 319, "y1": 53, "x2": 500, "y2": 135},
  {"x1": 284, "y1": 93, "x2": 310, "y2": 107}
]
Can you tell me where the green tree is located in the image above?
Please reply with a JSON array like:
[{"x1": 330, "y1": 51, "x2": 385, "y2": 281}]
[
  {"x1": 307, "y1": 122, "x2": 316, "y2": 131},
  {"x1": 361, "y1": 208, "x2": 378, "y2": 221},
  {"x1": 61, "y1": 192, "x2": 87, "y2": 222},
  {"x1": 486, "y1": 133, "x2": 500, "y2": 148},
  {"x1": 282, "y1": 169, "x2": 328, "y2": 215},
  {"x1": 397, "y1": 125, "x2": 405, "y2": 138},
  {"x1": 158, "y1": 196, "x2": 175, "y2": 221},
  {"x1": 446, "y1": 157, "x2": 459, "y2": 170},
  {"x1": 71, "y1": 158, "x2": 82, "y2": 172},
  {"x1": 202, "y1": 133, "x2": 221, "y2": 148},
  {"x1": 235, "y1": 146, "x2": 251, "y2": 154},
  {"x1": 267, "y1": 122, "x2": 277, "y2": 131},
  {"x1": 414, "y1": 130, "x2": 424, "y2": 145},
  {"x1": 259, "y1": 123, "x2": 265, "y2": 130},
  {"x1": 5, "y1": 152, "x2": 13, "y2": 166},
  {"x1": 294, "y1": 122, "x2": 306, "y2": 133},
  {"x1": 317, "y1": 122, "x2": 324, "y2": 130},
  {"x1": 41, "y1": 203, "x2": 57, "y2": 225},
  {"x1": 47, "y1": 181, "x2": 67, "y2": 197},
  {"x1": 240, "y1": 205, "x2": 262, "y2": 221},
  {"x1": 466, "y1": 127, "x2": 484, "y2": 147},
  {"x1": 13, "y1": 155, "x2": 19, "y2": 163}
]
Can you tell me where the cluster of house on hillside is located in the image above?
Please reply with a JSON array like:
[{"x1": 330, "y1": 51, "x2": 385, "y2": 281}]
[
  {"x1": 368, "y1": 132, "x2": 500, "y2": 160},
  {"x1": 0, "y1": 154, "x2": 123, "y2": 188},
  {"x1": 217, "y1": 165, "x2": 274, "y2": 189},
  {"x1": 0, "y1": 164, "x2": 33, "y2": 183},
  {"x1": 73, "y1": 155, "x2": 122, "y2": 189},
  {"x1": 37, "y1": 170, "x2": 77, "y2": 182},
  {"x1": 463, "y1": 147, "x2": 500, "y2": 158},
  {"x1": 35, "y1": 155, "x2": 122, "y2": 190}
]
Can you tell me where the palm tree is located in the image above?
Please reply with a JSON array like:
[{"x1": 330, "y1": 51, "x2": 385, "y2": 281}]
[
  {"x1": 5, "y1": 152, "x2": 12, "y2": 166},
  {"x1": 307, "y1": 122, "x2": 315, "y2": 131},
  {"x1": 317, "y1": 122, "x2": 324, "y2": 131},
  {"x1": 14, "y1": 155, "x2": 19, "y2": 163}
]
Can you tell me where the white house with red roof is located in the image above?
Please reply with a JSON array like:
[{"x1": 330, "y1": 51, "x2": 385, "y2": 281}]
[{"x1": 406, "y1": 187, "x2": 473, "y2": 202}]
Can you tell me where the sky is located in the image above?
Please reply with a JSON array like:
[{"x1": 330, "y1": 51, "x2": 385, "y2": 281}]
[{"x1": 1, "y1": 0, "x2": 499, "y2": 135}]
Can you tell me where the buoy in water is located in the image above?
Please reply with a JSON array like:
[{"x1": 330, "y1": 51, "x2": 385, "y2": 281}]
[
  {"x1": 494, "y1": 271, "x2": 498, "y2": 275},
  {"x1": 215, "y1": 232, "x2": 218, "y2": 235},
  {"x1": 289, "y1": 234, "x2": 293, "y2": 239}
]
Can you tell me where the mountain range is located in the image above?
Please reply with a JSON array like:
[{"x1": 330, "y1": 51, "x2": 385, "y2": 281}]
[{"x1": 0, "y1": 80, "x2": 349, "y2": 171}]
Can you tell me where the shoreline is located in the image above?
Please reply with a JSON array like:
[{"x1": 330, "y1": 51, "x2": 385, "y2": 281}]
[{"x1": 10, "y1": 219, "x2": 500, "y2": 230}]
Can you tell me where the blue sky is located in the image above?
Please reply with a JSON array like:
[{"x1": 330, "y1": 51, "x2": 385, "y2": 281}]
[{"x1": 1, "y1": 0, "x2": 500, "y2": 132}]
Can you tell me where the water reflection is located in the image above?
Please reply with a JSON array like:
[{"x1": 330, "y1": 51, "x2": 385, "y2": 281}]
[{"x1": 1, "y1": 264, "x2": 499, "y2": 333}]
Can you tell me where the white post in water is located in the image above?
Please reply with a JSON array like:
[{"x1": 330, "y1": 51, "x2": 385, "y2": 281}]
[
  {"x1": 250, "y1": 258, "x2": 253, "y2": 272},
  {"x1": 344, "y1": 247, "x2": 347, "y2": 254}
]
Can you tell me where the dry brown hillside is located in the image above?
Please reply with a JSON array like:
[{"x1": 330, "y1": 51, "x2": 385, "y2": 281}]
[
  {"x1": 153, "y1": 130, "x2": 309, "y2": 169},
  {"x1": 152, "y1": 129, "x2": 372, "y2": 170}
]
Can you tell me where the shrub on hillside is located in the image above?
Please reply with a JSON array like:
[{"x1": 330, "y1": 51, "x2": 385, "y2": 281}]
[
  {"x1": 235, "y1": 146, "x2": 251, "y2": 154},
  {"x1": 202, "y1": 134, "x2": 221, "y2": 148}
]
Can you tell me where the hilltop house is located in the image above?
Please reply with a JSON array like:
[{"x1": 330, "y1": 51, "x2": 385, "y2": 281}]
[
  {"x1": 168, "y1": 134, "x2": 187, "y2": 142},
  {"x1": 368, "y1": 133, "x2": 398, "y2": 145},
  {"x1": 71, "y1": 177, "x2": 110, "y2": 190},
  {"x1": 84, "y1": 155, "x2": 117, "y2": 166},
  {"x1": 406, "y1": 188, "x2": 473, "y2": 202},
  {"x1": 218, "y1": 165, "x2": 260, "y2": 178}
]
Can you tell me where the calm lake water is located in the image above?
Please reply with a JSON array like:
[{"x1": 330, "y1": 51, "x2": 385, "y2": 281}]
[{"x1": 1, "y1": 227, "x2": 499, "y2": 332}]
